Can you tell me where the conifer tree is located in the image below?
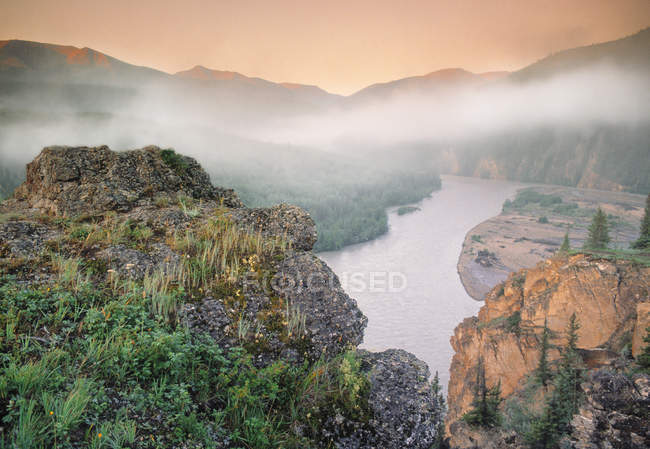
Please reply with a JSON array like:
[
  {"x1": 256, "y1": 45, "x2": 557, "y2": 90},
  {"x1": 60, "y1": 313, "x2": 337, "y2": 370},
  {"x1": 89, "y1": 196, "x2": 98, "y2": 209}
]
[
  {"x1": 535, "y1": 319, "x2": 552, "y2": 388},
  {"x1": 553, "y1": 313, "x2": 583, "y2": 428},
  {"x1": 559, "y1": 230, "x2": 570, "y2": 253},
  {"x1": 525, "y1": 393, "x2": 562, "y2": 449},
  {"x1": 632, "y1": 193, "x2": 650, "y2": 249},
  {"x1": 525, "y1": 313, "x2": 584, "y2": 448},
  {"x1": 431, "y1": 371, "x2": 449, "y2": 448},
  {"x1": 637, "y1": 326, "x2": 650, "y2": 373},
  {"x1": 584, "y1": 207, "x2": 610, "y2": 250},
  {"x1": 462, "y1": 358, "x2": 503, "y2": 428}
]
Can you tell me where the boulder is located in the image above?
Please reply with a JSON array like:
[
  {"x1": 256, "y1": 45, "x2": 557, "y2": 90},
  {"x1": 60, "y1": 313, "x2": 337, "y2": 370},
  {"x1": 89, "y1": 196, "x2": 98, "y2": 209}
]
[
  {"x1": 229, "y1": 203, "x2": 317, "y2": 251},
  {"x1": 12, "y1": 145, "x2": 242, "y2": 215},
  {"x1": 272, "y1": 252, "x2": 367, "y2": 361},
  {"x1": 330, "y1": 349, "x2": 444, "y2": 449},
  {"x1": 569, "y1": 370, "x2": 650, "y2": 449}
]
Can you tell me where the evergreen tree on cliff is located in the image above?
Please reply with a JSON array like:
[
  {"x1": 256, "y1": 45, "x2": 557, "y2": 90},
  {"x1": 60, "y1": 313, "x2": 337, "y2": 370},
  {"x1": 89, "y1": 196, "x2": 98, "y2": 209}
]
[
  {"x1": 638, "y1": 326, "x2": 650, "y2": 373},
  {"x1": 431, "y1": 372, "x2": 450, "y2": 449},
  {"x1": 632, "y1": 193, "x2": 650, "y2": 249},
  {"x1": 584, "y1": 207, "x2": 610, "y2": 250},
  {"x1": 559, "y1": 230, "x2": 570, "y2": 253},
  {"x1": 526, "y1": 313, "x2": 584, "y2": 448},
  {"x1": 535, "y1": 319, "x2": 553, "y2": 388},
  {"x1": 462, "y1": 358, "x2": 503, "y2": 428},
  {"x1": 555, "y1": 313, "x2": 583, "y2": 424}
]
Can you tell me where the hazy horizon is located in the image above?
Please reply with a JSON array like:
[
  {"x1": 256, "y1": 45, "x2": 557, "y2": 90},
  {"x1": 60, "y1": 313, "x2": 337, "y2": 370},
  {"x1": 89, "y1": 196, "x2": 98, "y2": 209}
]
[{"x1": 2, "y1": 0, "x2": 650, "y2": 94}]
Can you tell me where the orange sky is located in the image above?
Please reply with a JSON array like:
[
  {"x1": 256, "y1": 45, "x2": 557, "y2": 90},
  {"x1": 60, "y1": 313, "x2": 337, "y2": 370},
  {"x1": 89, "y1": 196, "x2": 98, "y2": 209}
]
[{"x1": 2, "y1": 0, "x2": 649, "y2": 94}]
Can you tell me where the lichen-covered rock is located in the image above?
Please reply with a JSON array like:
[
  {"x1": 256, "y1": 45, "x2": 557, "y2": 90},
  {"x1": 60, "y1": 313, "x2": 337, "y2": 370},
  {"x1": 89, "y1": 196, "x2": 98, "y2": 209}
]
[
  {"x1": 568, "y1": 370, "x2": 650, "y2": 449},
  {"x1": 330, "y1": 349, "x2": 443, "y2": 449},
  {"x1": 363, "y1": 349, "x2": 443, "y2": 448},
  {"x1": 272, "y1": 252, "x2": 367, "y2": 361},
  {"x1": 180, "y1": 298, "x2": 232, "y2": 343},
  {"x1": 229, "y1": 203, "x2": 317, "y2": 251},
  {"x1": 447, "y1": 421, "x2": 524, "y2": 449},
  {"x1": 0, "y1": 220, "x2": 58, "y2": 257},
  {"x1": 12, "y1": 145, "x2": 242, "y2": 215},
  {"x1": 98, "y1": 243, "x2": 179, "y2": 279}
]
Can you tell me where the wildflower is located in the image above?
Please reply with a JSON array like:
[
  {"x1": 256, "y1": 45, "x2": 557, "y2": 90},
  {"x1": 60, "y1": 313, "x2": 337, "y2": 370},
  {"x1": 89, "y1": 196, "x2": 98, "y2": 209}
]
[
  {"x1": 49, "y1": 411, "x2": 54, "y2": 415},
  {"x1": 98, "y1": 433, "x2": 102, "y2": 438}
]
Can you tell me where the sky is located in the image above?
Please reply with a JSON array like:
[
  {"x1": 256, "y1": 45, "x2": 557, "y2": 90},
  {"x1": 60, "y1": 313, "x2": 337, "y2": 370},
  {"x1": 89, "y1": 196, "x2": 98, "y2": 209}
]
[{"x1": 2, "y1": 0, "x2": 649, "y2": 94}]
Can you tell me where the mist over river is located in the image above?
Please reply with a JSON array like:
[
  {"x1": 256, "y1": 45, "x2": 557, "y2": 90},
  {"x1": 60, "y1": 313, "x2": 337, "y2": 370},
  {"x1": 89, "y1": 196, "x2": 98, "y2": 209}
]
[{"x1": 319, "y1": 175, "x2": 522, "y2": 388}]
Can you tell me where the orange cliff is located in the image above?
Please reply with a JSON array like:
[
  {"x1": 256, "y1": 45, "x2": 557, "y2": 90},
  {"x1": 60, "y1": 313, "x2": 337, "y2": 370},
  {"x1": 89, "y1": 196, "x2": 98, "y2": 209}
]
[{"x1": 446, "y1": 254, "x2": 650, "y2": 441}]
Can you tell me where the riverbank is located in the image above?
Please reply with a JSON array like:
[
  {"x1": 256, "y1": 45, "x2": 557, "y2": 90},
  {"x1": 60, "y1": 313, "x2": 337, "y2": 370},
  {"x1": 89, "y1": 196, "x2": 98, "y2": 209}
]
[
  {"x1": 320, "y1": 175, "x2": 521, "y2": 389},
  {"x1": 457, "y1": 184, "x2": 646, "y2": 300}
]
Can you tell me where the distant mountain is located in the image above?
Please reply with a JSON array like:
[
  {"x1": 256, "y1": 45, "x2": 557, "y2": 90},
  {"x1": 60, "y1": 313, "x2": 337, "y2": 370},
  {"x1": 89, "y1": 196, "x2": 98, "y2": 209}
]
[
  {"x1": 0, "y1": 39, "x2": 342, "y2": 128},
  {"x1": 510, "y1": 27, "x2": 650, "y2": 82},
  {"x1": 0, "y1": 39, "x2": 168, "y2": 85},
  {"x1": 173, "y1": 65, "x2": 340, "y2": 104},
  {"x1": 174, "y1": 65, "x2": 250, "y2": 82},
  {"x1": 0, "y1": 40, "x2": 340, "y2": 109},
  {"x1": 348, "y1": 68, "x2": 509, "y2": 102}
]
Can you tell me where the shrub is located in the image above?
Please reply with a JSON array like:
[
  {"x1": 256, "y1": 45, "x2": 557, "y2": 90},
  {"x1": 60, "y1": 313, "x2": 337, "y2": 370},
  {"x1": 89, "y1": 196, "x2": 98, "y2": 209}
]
[{"x1": 160, "y1": 148, "x2": 189, "y2": 175}]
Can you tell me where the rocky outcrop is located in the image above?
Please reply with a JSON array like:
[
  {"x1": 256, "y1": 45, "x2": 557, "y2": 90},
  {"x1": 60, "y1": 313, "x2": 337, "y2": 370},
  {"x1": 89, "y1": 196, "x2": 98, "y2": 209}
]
[
  {"x1": 447, "y1": 421, "x2": 524, "y2": 449},
  {"x1": 272, "y1": 252, "x2": 367, "y2": 360},
  {"x1": 11, "y1": 145, "x2": 241, "y2": 215},
  {"x1": 568, "y1": 370, "x2": 650, "y2": 449},
  {"x1": 229, "y1": 203, "x2": 318, "y2": 251},
  {"x1": 447, "y1": 254, "x2": 650, "y2": 446},
  {"x1": 331, "y1": 349, "x2": 443, "y2": 449},
  {"x1": 1, "y1": 145, "x2": 443, "y2": 448}
]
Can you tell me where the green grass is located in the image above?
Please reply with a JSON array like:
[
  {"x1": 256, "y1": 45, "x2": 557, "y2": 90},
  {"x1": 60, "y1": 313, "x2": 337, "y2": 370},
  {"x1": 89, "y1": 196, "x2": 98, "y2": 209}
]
[
  {"x1": 159, "y1": 149, "x2": 189, "y2": 176},
  {"x1": 0, "y1": 275, "x2": 372, "y2": 448},
  {"x1": 0, "y1": 211, "x2": 372, "y2": 447},
  {"x1": 569, "y1": 248, "x2": 650, "y2": 267}
]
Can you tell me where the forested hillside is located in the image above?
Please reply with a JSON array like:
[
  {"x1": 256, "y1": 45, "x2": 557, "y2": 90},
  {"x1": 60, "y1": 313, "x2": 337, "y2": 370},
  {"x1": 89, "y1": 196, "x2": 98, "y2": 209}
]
[
  {"x1": 451, "y1": 123, "x2": 650, "y2": 193},
  {"x1": 0, "y1": 166, "x2": 21, "y2": 200},
  {"x1": 203, "y1": 145, "x2": 441, "y2": 251}
]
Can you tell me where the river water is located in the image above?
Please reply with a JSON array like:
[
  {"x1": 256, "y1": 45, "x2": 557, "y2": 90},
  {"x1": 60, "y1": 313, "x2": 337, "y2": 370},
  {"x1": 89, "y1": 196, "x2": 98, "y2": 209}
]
[{"x1": 319, "y1": 175, "x2": 521, "y2": 388}]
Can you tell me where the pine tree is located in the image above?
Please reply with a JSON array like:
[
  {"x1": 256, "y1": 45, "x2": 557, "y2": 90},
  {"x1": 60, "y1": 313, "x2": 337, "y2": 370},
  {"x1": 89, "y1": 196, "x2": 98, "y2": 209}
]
[
  {"x1": 632, "y1": 193, "x2": 650, "y2": 249},
  {"x1": 535, "y1": 319, "x2": 552, "y2": 388},
  {"x1": 525, "y1": 393, "x2": 562, "y2": 449},
  {"x1": 525, "y1": 313, "x2": 584, "y2": 447},
  {"x1": 559, "y1": 230, "x2": 570, "y2": 253},
  {"x1": 637, "y1": 326, "x2": 650, "y2": 373},
  {"x1": 462, "y1": 358, "x2": 503, "y2": 428},
  {"x1": 584, "y1": 207, "x2": 610, "y2": 250},
  {"x1": 431, "y1": 371, "x2": 449, "y2": 449},
  {"x1": 554, "y1": 313, "x2": 583, "y2": 428}
]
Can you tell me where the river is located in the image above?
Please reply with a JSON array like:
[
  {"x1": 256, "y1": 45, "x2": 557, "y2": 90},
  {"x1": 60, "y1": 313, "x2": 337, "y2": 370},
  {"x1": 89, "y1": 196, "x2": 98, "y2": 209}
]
[{"x1": 319, "y1": 175, "x2": 522, "y2": 388}]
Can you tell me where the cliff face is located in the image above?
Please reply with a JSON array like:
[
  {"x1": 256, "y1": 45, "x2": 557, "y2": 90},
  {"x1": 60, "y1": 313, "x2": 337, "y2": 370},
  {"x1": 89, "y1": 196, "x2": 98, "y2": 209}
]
[
  {"x1": 0, "y1": 146, "x2": 443, "y2": 448},
  {"x1": 447, "y1": 254, "x2": 650, "y2": 445}
]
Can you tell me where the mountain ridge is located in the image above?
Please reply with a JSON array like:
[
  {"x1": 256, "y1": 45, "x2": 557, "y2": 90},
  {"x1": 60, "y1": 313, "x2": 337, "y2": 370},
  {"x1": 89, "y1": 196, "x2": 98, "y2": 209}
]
[{"x1": 2, "y1": 26, "x2": 648, "y2": 95}]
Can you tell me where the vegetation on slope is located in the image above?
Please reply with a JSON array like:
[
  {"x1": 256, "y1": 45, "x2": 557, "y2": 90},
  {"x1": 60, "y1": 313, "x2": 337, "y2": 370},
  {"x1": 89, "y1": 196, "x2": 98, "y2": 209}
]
[
  {"x1": 0, "y1": 167, "x2": 22, "y2": 201},
  {"x1": 454, "y1": 124, "x2": 650, "y2": 194},
  {"x1": 205, "y1": 147, "x2": 440, "y2": 252},
  {"x1": 0, "y1": 142, "x2": 440, "y2": 252},
  {"x1": 0, "y1": 210, "x2": 372, "y2": 448}
]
